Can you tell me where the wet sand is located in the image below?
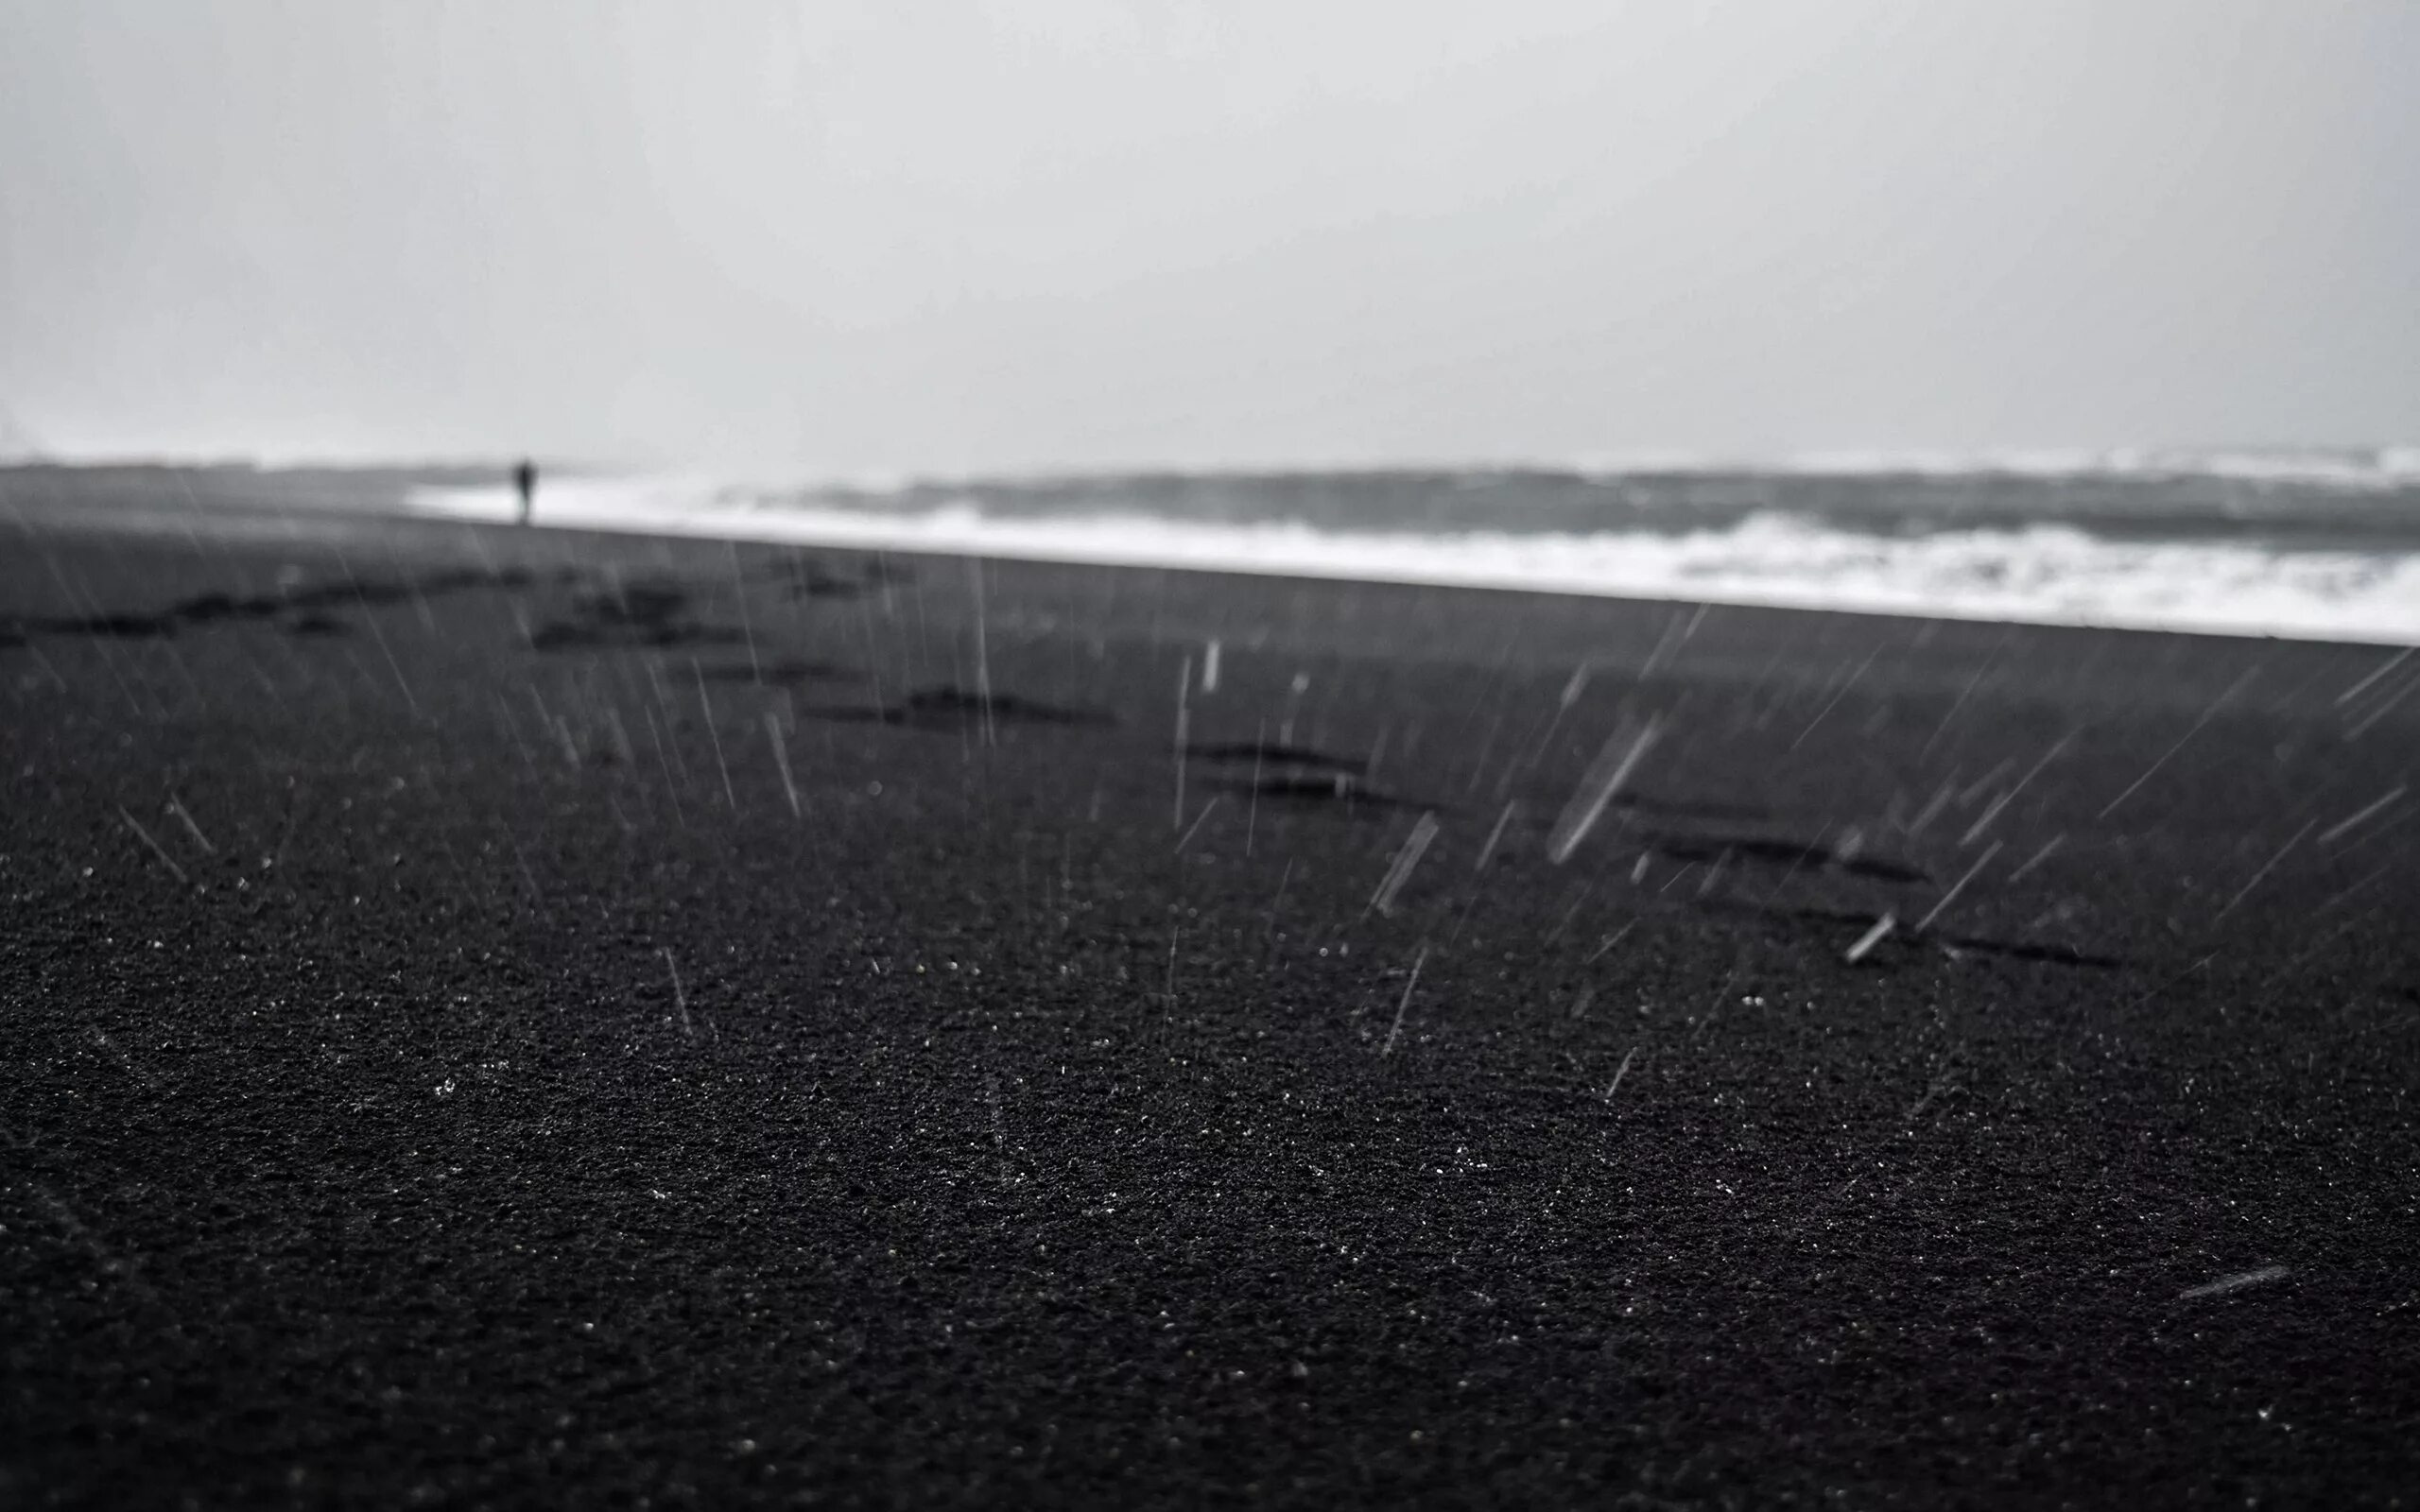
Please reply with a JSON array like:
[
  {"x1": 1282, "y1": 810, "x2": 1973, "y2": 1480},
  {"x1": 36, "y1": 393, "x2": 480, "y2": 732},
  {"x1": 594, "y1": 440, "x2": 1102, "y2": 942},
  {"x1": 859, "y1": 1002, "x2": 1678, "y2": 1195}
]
[{"x1": 4, "y1": 482, "x2": 2418, "y2": 1506}]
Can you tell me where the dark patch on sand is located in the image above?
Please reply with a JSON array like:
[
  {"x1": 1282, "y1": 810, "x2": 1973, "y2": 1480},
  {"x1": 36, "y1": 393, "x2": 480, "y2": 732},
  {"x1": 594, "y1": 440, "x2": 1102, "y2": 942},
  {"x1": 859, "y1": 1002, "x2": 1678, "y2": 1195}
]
[
  {"x1": 907, "y1": 687, "x2": 1108, "y2": 725},
  {"x1": 25, "y1": 610, "x2": 179, "y2": 640},
  {"x1": 1208, "y1": 770, "x2": 1423, "y2": 813},
  {"x1": 1186, "y1": 739, "x2": 1430, "y2": 813},
  {"x1": 1937, "y1": 935, "x2": 2125, "y2": 970},
  {"x1": 175, "y1": 566, "x2": 546, "y2": 623},
  {"x1": 1781, "y1": 905, "x2": 2125, "y2": 970},
  {"x1": 1186, "y1": 740, "x2": 1369, "y2": 775},
  {"x1": 528, "y1": 581, "x2": 747, "y2": 652},
  {"x1": 796, "y1": 685, "x2": 1113, "y2": 730},
  {"x1": 10, "y1": 566, "x2": 550, "y2": 645},
  {"x1": 699, "y1": 658, "x2": 857, "y2": 687},
  {"x1": 529, "y1": 621, "x2": 745, "y2": 652},
  {"x1": 789, "y1": 703, "x2": 903, "y2": 726},
  {"x1": 771, "y1": 555, "x2": 916, "y2": 600},
  {"x1": 1647, "y1": 833, "x2": 1930, "y2": 885}
]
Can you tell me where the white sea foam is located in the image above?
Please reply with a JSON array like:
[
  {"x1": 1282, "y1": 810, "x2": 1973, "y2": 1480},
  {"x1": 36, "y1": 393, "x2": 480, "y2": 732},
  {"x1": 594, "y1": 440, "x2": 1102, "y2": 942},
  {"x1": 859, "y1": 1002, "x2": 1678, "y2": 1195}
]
[{"x1": 409, "y1": 475, "x2": 2420, "y2": 645}]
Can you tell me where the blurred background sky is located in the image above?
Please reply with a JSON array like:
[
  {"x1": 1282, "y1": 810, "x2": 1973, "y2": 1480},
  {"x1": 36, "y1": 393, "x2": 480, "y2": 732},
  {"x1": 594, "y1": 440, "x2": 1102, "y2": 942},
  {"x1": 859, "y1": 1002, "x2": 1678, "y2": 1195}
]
[{"x1": 3, "y1": 0, "x2": 2415, "y2": 473}]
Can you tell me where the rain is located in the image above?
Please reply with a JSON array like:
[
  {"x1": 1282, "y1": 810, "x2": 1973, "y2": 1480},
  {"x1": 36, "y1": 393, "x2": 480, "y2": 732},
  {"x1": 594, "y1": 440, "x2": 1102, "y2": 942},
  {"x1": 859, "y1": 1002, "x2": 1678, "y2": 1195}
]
[{"x1": 6, "y1": 3, "x2": 2420, "y2": 1504}]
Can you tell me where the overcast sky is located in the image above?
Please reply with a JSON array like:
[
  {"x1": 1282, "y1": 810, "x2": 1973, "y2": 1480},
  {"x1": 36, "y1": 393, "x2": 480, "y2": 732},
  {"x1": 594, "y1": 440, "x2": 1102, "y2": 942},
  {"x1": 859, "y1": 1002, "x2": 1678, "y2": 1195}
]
[{"x1": 3, "y1": 0, "x2": 2415, "y2": 473}]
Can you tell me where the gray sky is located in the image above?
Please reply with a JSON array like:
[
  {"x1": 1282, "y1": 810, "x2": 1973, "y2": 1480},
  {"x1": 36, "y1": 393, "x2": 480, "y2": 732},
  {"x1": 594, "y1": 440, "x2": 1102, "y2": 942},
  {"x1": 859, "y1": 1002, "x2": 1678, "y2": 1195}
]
[{"x1": 3, "y1": 0, "x2": 2415, "y2": 473}]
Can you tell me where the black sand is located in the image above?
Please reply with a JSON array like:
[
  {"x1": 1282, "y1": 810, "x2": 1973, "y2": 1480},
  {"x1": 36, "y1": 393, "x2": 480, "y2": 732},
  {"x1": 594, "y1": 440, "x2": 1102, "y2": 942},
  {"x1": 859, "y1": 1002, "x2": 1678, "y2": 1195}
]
[{"x1": 4, "y1": 479, "x2": 2418, "y2": 1507}]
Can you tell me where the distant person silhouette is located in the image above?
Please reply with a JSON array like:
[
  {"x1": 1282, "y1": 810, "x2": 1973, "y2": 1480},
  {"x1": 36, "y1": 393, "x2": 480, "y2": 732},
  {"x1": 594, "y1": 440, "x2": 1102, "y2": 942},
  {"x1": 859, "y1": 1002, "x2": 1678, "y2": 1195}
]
[{"x1": 513, "y1": 458, "x2": 537, "y2": 525}]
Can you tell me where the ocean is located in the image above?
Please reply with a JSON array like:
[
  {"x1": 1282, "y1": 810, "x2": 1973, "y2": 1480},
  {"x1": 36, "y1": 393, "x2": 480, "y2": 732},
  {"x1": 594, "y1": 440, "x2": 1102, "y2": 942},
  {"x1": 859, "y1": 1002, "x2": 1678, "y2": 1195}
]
[{"x1": 408, "y1": 450, "x2": 2420, "y2": 645}]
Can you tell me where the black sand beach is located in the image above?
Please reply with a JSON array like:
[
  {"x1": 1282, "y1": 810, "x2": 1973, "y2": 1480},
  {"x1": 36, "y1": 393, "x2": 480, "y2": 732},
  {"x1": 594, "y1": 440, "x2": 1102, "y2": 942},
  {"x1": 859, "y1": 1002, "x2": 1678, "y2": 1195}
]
[{"x1": 4, "y1": 477, "x2": 2418, "y2": 1507}]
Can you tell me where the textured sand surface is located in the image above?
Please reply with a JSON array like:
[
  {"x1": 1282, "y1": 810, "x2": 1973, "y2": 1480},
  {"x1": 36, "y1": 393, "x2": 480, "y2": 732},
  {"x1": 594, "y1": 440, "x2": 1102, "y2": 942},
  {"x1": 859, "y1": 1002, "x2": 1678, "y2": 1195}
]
[{"x1": 5, "y1": 486, "x2": 2417, "y2": 1507}]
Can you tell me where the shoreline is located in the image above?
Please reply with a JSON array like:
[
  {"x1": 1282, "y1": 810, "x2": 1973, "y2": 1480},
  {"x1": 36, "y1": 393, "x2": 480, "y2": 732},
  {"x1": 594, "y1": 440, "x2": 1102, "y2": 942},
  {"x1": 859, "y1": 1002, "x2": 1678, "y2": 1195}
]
[{"x1": 11, "y1": 462, "x2": 2420, "y2": 648}]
